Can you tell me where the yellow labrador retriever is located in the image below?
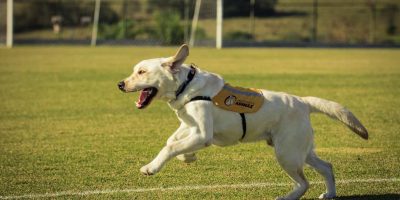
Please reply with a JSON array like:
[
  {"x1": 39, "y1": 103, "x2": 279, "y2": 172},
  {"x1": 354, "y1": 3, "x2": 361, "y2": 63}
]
[{"x1": 118, "y1": 44, "x2": 368, "y2": 200}]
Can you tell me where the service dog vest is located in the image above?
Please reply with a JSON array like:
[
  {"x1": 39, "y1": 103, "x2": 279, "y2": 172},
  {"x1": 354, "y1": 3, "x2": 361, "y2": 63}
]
[
  {"x1": 212, "y1": 84, "x2": 264, "y2": 113},
  {"x1": 179, "y1": 65, "x2": 265, "y2": 141}
]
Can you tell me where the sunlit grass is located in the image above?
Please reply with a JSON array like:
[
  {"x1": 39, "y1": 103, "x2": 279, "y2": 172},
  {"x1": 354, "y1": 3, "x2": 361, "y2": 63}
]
[{"x1": 0, "y1": 46, "x2": 399, "y2": 199}]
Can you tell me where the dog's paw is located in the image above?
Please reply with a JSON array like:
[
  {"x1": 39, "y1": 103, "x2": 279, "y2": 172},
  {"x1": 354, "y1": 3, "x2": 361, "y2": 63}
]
[
  {"x1": 176, "y1": 153, "x2": 197, "y2": 163},
  {"x1": 140, "y1": 164, "x2": 159, "y2": 176},
  {"x1": 275, "y1": 197, "x2": 287, "y2": 200},
  {"x1": 318, "y1": 192, "x2": 336, "y2": 199}
]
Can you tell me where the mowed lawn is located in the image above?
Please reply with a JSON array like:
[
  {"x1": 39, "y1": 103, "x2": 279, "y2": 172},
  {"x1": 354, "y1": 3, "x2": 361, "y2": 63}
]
[{"x1": 0, "y1": 46, "x2": 399, "y2": 199}]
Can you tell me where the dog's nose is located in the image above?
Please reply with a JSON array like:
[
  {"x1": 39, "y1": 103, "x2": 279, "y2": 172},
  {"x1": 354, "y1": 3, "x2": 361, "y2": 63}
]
[{"x1": 118, "y1": 81, "x2": 125, "y2": 91}]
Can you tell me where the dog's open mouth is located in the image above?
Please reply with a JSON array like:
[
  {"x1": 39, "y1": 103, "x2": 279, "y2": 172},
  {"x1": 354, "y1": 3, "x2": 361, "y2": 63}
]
[{"x1": 136, "y1": 87, "x2": 158, "y2": 109}]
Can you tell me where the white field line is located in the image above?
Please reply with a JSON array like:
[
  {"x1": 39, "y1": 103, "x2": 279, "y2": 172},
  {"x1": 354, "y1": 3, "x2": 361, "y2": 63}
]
[{"x1": 0, "y1": 178, "x2": 399, "y2": 199}]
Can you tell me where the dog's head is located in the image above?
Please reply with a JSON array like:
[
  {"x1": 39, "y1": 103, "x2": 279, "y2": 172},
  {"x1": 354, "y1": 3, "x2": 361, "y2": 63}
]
[{"x1": 118, "y1": 44, "x2": 189, "y2": 109}]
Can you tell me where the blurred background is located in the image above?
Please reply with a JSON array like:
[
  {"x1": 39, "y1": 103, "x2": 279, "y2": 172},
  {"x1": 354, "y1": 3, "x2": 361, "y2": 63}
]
[{"x1": 0, "y1": 0, "x2": 399, "y2": 47}]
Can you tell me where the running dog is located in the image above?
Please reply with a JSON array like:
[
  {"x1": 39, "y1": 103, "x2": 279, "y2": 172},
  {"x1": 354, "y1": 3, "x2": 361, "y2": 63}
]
[{"x1": 118, "y1": 44, "x2": 368, "y2": 200}]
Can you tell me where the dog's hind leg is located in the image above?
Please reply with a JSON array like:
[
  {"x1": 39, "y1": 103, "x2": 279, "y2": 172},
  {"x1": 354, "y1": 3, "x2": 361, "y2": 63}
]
[
  {"x1": 273, "y1": 118, "x2": 313, "y2": 199},
  {"x1": 176, "y1": 153, "x2": 197, "y2": 163},
  {"x1": 274, "y1": 150, "x2": 309, "y2": 200},
  {"x1": 306, "y1": 150, "x2": 336, "y2": 199}
]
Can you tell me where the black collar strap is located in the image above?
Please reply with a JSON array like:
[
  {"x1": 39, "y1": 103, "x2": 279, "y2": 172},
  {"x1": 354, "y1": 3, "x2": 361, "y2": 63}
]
[
  {"x1": 175, "y1": 65, "x2": 196, "y2": 98},
  {"x1": 181, "y1": 66, "x2": 247, "y2": 141},
  {"x1": 190, "y1": 96, "x2": 211, "y2": 102}
]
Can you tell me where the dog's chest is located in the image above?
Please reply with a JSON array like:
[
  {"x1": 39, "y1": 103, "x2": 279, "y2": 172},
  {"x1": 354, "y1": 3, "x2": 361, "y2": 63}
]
[{"x1": 211, "y1": 108, "x2": 245, "y2": 146}]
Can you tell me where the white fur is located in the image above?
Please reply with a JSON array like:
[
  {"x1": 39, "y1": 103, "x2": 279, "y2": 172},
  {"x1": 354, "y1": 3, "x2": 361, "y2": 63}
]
[{"x1": 120, "y1": 45, "x2": 368, "y2": 200}]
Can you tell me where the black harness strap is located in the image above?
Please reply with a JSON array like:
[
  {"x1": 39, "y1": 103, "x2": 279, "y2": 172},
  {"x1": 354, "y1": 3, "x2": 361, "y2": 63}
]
[
  {"x1": 189, "y1": 96, "x2": 247, "y2": 141},
  {"x1": 175, "y1": 65, "x2": 196, "y2": 98},
  {"x1": 180, "y1": 66, "x2": 247, "y2": 141},
  {"x1": 239, "y1": 113, "x2": 247, "y2": 140},
  {"x1": 190, "y1": 96, "x2": 212, "y2": 102}
]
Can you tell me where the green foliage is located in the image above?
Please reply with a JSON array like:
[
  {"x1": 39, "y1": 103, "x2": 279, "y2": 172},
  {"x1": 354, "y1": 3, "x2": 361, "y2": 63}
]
[
  {"x1": 148, "y1": 0, "x2": 188, "y2": 17},
  {"x1": 224, "y1": 31, "x2": 254, "y2": 41},
  {"x1": 153, "y1": 11, "x2": 184, "y2": 45},
  {"x1": 148, "y1": 0, "x2": 185, "y2": 12},
  {"x1": 13, "y1": 1, "x2": 118, "y2": 32},
  {"x1": 281, "y1": 32, "x2": 310, "y2": 42},
  {"x1": 224, "y1": 0, "x2": 277, "y2": 17},
  {"x1": 195, "y1": 27, "x2": 208, "y2": 40},
  {"x1": 382, "y1": 4, "x2": 399, "y2": 35},
  {"x1": 99, "y1": 20, "x2": 137, "y2": 40},
  {"x1": 148, "y1": 0, "x2": 278, "y2": 18}
]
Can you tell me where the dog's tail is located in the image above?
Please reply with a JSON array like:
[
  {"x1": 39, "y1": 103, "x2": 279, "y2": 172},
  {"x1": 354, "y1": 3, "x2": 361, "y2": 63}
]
[{"x1": 301, "y1": 96, "x2": 368, "y2": 140}]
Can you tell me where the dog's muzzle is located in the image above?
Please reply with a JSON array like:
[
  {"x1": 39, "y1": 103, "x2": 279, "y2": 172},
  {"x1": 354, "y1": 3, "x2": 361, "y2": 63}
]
[{"x1": 118, "y1": 81, "x2": 125, "y2": 91}]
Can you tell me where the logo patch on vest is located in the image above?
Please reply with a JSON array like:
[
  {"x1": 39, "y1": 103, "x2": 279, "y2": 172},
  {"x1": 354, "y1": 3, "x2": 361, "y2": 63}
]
[
  {"x1": 224, "y1": 95, "x2": 237, "y2": 106},
  {"x1": 212, "y1": 84, "x2": 264, "y2": 113}
]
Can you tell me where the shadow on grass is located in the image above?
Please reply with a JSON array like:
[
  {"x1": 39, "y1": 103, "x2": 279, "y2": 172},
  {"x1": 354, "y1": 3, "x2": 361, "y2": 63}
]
[
  {"x1": 303, "y1": 194, "x2": 400, "y2": 200},
  {"x1": 334, "y1": 193, "x2": 400, "y2": 200}
]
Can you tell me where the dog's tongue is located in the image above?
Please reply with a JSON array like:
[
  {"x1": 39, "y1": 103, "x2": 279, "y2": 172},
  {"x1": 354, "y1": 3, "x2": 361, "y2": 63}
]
[{"x1": 136, "y1": 89, "x2": 150, "y2": 108}]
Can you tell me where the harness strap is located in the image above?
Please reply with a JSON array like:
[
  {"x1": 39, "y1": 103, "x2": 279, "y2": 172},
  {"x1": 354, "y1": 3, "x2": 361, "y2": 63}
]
[
  {"x1": 175, "y1": 65, "x2": 196, "y2": 98},
  {"x1": 189, "y1": 96, "x2": 247, "y2": 141},
  {"x1": 190, "y1": 96, "x2": 212, "y2": 102},
  {"x1": 239, "y1": 113, "x2": 246, "y2": 140}
]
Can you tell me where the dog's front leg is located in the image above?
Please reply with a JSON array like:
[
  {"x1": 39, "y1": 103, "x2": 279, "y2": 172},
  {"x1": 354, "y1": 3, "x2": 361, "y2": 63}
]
[
  {"x1": 166, "y1": 123, "x2": 190, "y2": 145},
  {"x1": 166, "y1": 123, "x2": 197, "y2": 163},
  {"x1": 140, "y1": 102, "x2": 213, "y2": 175}
]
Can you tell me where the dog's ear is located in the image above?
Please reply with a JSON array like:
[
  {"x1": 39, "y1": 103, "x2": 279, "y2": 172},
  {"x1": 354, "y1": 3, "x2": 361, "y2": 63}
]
[{"x1": 162, "y1": 44, "x2": 189, "y2": 73}]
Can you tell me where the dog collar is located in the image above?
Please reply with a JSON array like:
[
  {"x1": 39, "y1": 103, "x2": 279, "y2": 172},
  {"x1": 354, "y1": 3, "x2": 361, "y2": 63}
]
[{"x1": 175, "y1": 65, "x2": 196, "y2": 98}]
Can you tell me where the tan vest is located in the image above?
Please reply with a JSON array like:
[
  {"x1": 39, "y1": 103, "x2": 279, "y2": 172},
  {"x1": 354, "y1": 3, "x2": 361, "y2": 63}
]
[{"x1": 212, "y1": 84, "x2": 264, "y2": 113}]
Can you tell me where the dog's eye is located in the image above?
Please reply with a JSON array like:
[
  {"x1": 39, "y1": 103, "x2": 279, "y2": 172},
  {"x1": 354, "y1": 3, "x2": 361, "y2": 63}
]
[{"x1": 138, "y1": 70, "x2": 146, "y2": 75}]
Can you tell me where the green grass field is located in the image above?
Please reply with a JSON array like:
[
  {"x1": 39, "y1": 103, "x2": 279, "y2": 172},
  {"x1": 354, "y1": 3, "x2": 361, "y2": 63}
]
[{"x1": 0, "y1": 46, "x2": 399, "y2": 199}]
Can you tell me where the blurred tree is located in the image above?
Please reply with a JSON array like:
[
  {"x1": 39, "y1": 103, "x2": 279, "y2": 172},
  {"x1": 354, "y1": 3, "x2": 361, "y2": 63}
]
[
  {"x1": 382, "y1": 4, "x2": 399, "y2": 35},
  {"x1": 14, "y1": 0, "x2": 118, "y2": 32},
  {"x1": 224, "y1": 0, "x2": 277, "y2": 17},
  {"x1": 148, "y1": 0, "x2": 186, "y2": 16},
  {"x1": 148, "y1": 0, "x2": 278, "y2": 18},
  {"x1": 153, "y1": 10, "x2": 184, "y2": 45},
  {"x1": 99, "y1": 20, "x2": 137, "y2": 40}
]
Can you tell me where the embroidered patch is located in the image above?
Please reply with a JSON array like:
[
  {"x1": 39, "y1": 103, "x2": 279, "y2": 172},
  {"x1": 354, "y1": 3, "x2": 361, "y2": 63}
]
[{"x1": 212, "y1": 84, "x2": 264, "y2": 113}]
